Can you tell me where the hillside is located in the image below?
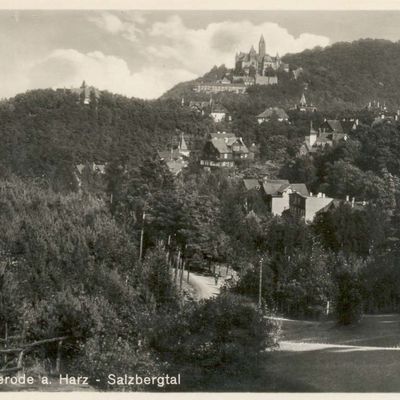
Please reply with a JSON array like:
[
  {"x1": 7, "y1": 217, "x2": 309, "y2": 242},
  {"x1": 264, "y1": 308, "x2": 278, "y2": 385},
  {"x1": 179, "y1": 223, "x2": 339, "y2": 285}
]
[
  {"x1": 162, "y1": 39, "x2": 400, "y2": 111},
  {"x1": 0, "y1": 89, "x2": 213, "y2": 191}
]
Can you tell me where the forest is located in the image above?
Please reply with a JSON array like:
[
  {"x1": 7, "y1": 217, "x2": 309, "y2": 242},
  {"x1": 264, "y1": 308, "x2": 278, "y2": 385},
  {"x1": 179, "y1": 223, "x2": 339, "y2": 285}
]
[{"x1": 1, "y1": 38, "x2": 400, "y2": 388}]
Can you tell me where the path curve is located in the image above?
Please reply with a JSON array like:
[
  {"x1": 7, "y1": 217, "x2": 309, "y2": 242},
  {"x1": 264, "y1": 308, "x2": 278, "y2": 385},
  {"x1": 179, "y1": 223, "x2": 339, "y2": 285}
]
[{"x1": 187, "y1": 273, "x2": 221, "y2": 300}]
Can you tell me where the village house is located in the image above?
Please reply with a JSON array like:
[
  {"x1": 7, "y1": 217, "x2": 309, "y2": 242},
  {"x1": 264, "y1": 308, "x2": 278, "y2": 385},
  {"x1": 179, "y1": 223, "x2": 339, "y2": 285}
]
[
  {"x1": 200, "y1": 132, "x2": 251, "y2": 169},
  {"x1": 242, "y1": 178, "x2": 261, "y2": 191},
  {"x1": 189, "y1": 100, "x2": 211, "y2": 115},
  {"x1": 289, "y1": 191, "x2": 334, "y2": 222},
  {"x1": 257, "y1": 107, "x2": 289, "y2": 124},
  {"x1": 261, "y1": 180, "x2": 309, "y2": 216},
  {"x1": 299, "y1": 120, "x2": 348, "y2": 155},
  {"x1": 210, "y1": 103, "x2": 229, "y2": 123},
  {"x1": 293, "y1": 93, "x2": 317, "y2": 112},
  {"x1": 158, "y1": 133, "x2": 190, "y2": 176}
]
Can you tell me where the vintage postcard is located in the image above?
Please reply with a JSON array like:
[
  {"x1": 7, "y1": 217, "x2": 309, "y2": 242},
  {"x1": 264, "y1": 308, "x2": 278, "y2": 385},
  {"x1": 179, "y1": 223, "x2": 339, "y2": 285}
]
[{"x1": 0, "y1": 0, "x2": 399, "y2": 397}]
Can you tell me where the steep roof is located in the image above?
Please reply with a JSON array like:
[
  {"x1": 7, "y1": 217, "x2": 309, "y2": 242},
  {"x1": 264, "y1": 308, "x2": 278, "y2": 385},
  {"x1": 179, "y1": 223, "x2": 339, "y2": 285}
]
[
  {"x1": 257, "y1": 107, "x2": 289, "y2": 120},
  {"x1": 210, "y1": 138, "x2": 230, "y2": 153},
  {"x1": 322, "y1": 119, "x2": 344, "y2": 133},
  {"x1": 208, "y1": 132, "x2": 237, "y2": 140},
  {"x1": 180, "y1": 134, "x2": 189, "y2": 151},
  {"x1": 262, "y1": 180, "x2": 290, "y2": 195},
  {"x1": 243, "y1": 179, "x2": 260, "y2": 191},
  {"x1": 211, "y1": 103, "x2": 228, "y2": 114},
  {"x1": 166, "y1": 160, "x2": 187, "y2": 176},
  {"x1": 158, "y1": 149, "x2": 181, "y2": 161},
  {"x1": 289, "y1": 183, "x2": 309, "y2": 197}
]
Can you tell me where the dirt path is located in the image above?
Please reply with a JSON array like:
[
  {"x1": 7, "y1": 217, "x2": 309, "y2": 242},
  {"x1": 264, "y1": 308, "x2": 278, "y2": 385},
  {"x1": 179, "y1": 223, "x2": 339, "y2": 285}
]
[{"x1": 187, "y1": 273, "x2": 221, "y2": 300}]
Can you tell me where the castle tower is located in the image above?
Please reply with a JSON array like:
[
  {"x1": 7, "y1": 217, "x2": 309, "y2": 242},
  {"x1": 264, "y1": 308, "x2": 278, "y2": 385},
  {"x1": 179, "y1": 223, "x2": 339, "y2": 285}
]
[{"x1": 259, "y1": 35, "x2": 266, "y2": 57}]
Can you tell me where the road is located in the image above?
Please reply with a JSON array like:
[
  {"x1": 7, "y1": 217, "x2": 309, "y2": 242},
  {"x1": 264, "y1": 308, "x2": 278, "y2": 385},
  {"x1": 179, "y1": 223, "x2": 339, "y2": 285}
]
[{"x1": 187, "y1": 272, "x2": 221, "y2": 300}]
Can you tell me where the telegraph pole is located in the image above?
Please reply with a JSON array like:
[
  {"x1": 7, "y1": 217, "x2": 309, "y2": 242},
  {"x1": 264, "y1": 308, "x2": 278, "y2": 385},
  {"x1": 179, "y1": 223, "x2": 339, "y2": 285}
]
[
  {"x1": 258, "y1": 256, "x2": 263, "y2": 309},
  {"x1": 139, "y1": 210, "x2": 146, "y2": 261}
]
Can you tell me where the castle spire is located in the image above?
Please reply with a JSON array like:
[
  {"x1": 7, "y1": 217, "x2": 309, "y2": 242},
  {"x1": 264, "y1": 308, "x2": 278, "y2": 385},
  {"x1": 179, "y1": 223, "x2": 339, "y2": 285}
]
[{"x1": 259, "y1": 34, "x2": 266, "y2": 57}]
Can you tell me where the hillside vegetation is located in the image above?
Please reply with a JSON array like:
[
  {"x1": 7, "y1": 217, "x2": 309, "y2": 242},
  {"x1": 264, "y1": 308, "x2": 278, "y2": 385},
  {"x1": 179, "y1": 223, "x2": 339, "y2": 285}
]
[{"x1": 163, "y1": 39, "x2": 400, "y2": 110}]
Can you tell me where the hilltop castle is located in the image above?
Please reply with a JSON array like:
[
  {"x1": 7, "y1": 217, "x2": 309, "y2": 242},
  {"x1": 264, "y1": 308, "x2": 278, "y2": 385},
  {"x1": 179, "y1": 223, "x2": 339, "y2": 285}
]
[{"x1": 235, "y1": 35, "x2": 289, "y2": 76}]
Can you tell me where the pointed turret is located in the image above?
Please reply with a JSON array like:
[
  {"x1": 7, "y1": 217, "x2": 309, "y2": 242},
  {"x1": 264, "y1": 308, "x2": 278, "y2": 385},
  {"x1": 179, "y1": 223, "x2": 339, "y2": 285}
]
[
  {"x1": 300, "y1": 93, "x2": 307, "y2": 106},
  {"x1": 179, "y1": 132, "x2": 190, "y2": 157},
  {"x1": 309, "y1": 121, "x2": 317, "y2": 146}
]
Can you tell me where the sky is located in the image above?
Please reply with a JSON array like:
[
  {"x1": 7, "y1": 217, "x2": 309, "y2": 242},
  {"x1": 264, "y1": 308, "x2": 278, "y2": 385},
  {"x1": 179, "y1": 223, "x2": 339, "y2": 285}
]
[{"x1": 2, "y1": 10, "x2": 400, "y2": 99}]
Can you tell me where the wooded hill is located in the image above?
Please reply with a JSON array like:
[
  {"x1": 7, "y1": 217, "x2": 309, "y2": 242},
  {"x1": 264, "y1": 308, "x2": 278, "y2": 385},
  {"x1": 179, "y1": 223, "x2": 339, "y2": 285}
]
[
  {"x1": 0, "y1": 89, "x2": 213, "y2": 191},
  {"x1": 162, "y1": 39, "x2": 400, "y2": 111}
]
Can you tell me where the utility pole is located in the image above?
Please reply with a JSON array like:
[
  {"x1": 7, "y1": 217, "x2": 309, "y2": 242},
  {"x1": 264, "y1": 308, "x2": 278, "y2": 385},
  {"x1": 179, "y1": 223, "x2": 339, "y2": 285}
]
[
  {"x1": 258, "y1": 256, "x2": 264, "y2": 309},
  {"x1": 175, "y1": 249, "x2": 181, "y2": 282},
  {"x1": 180, "y1": 259, "x2": 185, "y2": 290},
  {"x1": 139, "y1": 210, "x2": 146, "y2": 261},
  {"x1": 166, "y1": 235, "x2": 171, "y2": 265},
  {"x1": 179, "y1": 245, "x2": 187, "y2": 290}
]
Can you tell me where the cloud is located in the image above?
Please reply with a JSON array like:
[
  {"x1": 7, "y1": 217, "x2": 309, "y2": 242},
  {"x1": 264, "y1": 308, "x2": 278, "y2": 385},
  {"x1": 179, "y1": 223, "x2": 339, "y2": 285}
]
[
  {"x1": 89, "y1": 12, "x2": 145, "y2": 42},
  {"x1": 1, "y1": 14, "x2": 331, "y2": 100},
  {"x1": 26, "y1": 49, "x2": 196, "y2": 99},
  {"x1": 147, "y1": 16, "x2": 330, "y2": 75}
]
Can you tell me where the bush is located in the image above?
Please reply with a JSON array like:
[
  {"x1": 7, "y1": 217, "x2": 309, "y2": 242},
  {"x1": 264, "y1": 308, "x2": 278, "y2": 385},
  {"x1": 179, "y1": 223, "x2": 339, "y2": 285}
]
[{"x1": 147, "y1": 293, "x2": 280, "y2": 390}]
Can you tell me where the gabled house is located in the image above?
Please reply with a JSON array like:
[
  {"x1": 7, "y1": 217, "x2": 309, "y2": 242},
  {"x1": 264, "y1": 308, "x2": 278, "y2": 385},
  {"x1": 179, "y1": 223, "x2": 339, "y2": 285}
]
[
  {"x1": 189, "y1": 100, "x2": 211, "y2": 115},
  {"x1": 158, "y1": 133, "x2": 190, "y2": 176},
  {"x1": 200, "y1": 132, "x2": 250, "y2": 169},
  {"x1": 289, "y1": 192, "x2": 334, "y2": 222},
  {"x1": 210, "y1": 103, "x2": 228, "y2": 123},
  {"x1": 299, "y1": 121, "x2": 348, "y2": 156},
  {"x1": 257, "y1": 107, "x2": 289, "y2": 124},
  {"x1": 294, "y1": 93, "x2": 317, "y2": 112},
  {"x1": 261, "y1": 180, "x2": 309, "y2": 216}
]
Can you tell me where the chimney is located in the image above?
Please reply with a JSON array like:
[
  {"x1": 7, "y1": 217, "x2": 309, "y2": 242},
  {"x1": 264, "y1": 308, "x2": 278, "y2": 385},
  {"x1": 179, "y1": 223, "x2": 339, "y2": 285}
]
[
  {"x1": 355, "y1": 118, "x2": 359, "y2": 126},
  {"x1": 317, "y1": 192, "x2": 322, "y2": 198},
  {"x1": 351, "y1": 197, "x2": 355, "y2": 208},
  {"x1": 322, "y1": 193, "x2": 325, "y2": 198},
  {"x1": 310, "y1": 192, "x2": 313, "y2": 197},
  {"x1": 346, "y1": 195, "x2": 349, "y2": 202}
]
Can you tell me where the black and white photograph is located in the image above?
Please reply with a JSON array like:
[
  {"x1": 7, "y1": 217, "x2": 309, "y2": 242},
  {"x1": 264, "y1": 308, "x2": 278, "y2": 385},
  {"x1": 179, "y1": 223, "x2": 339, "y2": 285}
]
[{"x1": 1, "y1": 0, "x2": 400, "y2": 394}]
